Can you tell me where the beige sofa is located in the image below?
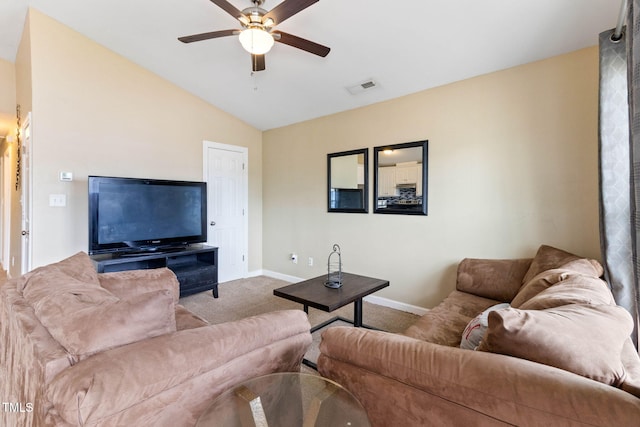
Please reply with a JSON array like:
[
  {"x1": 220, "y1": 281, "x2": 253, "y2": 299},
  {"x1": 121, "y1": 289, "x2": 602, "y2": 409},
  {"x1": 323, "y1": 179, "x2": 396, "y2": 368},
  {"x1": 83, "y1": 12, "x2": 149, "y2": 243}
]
[
  {"x1": 318, "y1": 245, "x2": 640, "y2": 426},
  {"x1": 0, "y1": 252, "x2": 312, "y2": 426}
]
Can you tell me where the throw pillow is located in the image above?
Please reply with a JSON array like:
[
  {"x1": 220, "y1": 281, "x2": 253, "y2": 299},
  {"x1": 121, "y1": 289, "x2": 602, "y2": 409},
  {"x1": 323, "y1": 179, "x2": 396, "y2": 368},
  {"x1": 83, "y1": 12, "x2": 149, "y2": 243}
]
[
  {"x1": 521, "y1": 245, "x2": 603, "y2": 286},
  {"x1": 518, "y1": 274, "x2": 614, "y2": 310},
  {"x1": 510, "y1": 268, "x2": 569, "y2": 308},
  {"x1": 17, "y1": 251, "x2": 100, "y2": 293},
  {"x1": 460, "y1": 303, "x2": 510, "y2": 350},
  {"x1": 21, "y1": 253, "x2": 177, "y2": 362},
  {"x1": 39, "y1": 288, "x2": 176, "y2": 362},
  {"x1": 23, "y1": 269, "x2": 119, "y2": 314},
  {"x1": 511, "y1": 259, "x2": 605, "y2": 308},
  {"x1": 477, "y1": 304, "x2": 633, "y2": 387},
  {"x1": 99, "y1": 267, "x2": 180, "y2": 304}
]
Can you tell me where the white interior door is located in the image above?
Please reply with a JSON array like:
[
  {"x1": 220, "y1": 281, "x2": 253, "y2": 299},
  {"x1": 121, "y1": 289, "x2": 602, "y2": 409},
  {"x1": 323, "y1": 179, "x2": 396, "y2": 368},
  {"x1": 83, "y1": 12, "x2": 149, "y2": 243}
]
[
  {"x1": 20, "y1": 113, "x2": 32, "y2": 274},
  {"x1": 203, "y1": 142, "x2": 248, "y2": 283}
]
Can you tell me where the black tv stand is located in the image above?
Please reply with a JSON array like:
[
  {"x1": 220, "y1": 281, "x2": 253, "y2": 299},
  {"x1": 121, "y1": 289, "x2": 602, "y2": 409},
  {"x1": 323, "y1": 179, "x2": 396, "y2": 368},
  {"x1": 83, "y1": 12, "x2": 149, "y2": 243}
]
[
  {"x1": 90, "y1": 244, "x2": 218, "y2": 298},
  {"x1": 116, "y1": 246, "x2": 187, "y2": 257}
]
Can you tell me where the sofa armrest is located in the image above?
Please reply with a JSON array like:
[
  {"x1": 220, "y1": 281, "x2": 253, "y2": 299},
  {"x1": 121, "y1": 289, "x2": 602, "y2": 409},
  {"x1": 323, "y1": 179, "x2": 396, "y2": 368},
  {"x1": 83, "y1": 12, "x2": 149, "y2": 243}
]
[
  {"x1": 46, "y1": 310, "x2": 311, "y2": 426},
  {"x1": 98, "y1": 267, "x2": 180, "y2": 303},
  {"x1": 318, "y1": 327, "x2": 640, "y2": 427},
  {"x1": 456, "y1": 257, "x2": 532, "y2": 302},
  {"x1": 1, "y1": 282, "x2": 72, "y2": 427}
]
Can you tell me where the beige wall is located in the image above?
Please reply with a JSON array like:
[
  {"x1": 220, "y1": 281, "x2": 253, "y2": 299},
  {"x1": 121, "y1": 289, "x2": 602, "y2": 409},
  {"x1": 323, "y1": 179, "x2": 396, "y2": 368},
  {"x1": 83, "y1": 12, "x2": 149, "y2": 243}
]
[
  {"x1": 5, "y1": 9, "x2": 602, "y2": 308},
  {"x1": 0, "y1": 58, "x2": 16, "y2": 137},
  {"x1": 22, "y1": 9, "x2": 262, "y2": 272},
  {"x1": 263, "y1": 47, "x2": 600, "y2": 309}
]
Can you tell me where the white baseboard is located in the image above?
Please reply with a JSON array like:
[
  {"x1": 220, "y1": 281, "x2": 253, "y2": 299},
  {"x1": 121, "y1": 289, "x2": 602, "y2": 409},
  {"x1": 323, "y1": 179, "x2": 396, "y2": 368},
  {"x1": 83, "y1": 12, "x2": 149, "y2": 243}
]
[
  {"x1": 246, "y1": 269, "x2": 264, "y2": 278},
  {"x1": 256, "y1": 270, "x2": 428, "y2": 316},
  {"x1": 251, "y1": 269, "x2": 303, "y2": 283},
  {"x1": 363, "y1": 295, "x2": 429, "y2": 316}
]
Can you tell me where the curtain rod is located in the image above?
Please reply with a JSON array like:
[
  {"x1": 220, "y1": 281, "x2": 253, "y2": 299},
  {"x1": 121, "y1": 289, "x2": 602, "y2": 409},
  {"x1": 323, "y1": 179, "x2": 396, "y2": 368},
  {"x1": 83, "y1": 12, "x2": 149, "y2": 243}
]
[{"x1": 613, "y1": 0, "x2": 629, "y2": 40}]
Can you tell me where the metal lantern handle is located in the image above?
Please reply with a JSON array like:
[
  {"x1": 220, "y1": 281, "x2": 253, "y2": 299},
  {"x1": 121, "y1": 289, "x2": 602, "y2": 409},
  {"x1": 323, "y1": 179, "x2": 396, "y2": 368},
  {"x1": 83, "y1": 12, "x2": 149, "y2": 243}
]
[{"x1": 325, "y1": 244, "x2": 343, "y2": 288}]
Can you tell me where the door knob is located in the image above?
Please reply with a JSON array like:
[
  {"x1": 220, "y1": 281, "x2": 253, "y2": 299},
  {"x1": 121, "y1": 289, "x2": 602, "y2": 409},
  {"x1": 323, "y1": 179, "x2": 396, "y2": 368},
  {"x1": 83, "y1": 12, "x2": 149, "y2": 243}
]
[
  {"x1": 210, "y1": 221, "x2": 216, "y2": 226},
  {"x1": 21, "y1": 230, "x2": 29, "y2": 236}
]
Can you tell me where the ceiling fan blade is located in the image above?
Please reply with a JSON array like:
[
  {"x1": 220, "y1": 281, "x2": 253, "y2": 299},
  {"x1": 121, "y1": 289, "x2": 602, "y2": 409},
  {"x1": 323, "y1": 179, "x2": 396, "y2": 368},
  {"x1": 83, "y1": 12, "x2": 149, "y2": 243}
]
[
  {"x1": 209, "y1": 0, "x2": 247, "y2": 21},
  {"x1": 273, "y1": 31, "x2": 330, "y2": 57},
  {"x1": 252, "y1": 54, "x2": 266, "y2": 72},
  {"x1": 178, "y1": 29, "x2": 237, "y2": 43},
  {"x1": 263, "y1": 0, "x2": 319, "y2": 25}
]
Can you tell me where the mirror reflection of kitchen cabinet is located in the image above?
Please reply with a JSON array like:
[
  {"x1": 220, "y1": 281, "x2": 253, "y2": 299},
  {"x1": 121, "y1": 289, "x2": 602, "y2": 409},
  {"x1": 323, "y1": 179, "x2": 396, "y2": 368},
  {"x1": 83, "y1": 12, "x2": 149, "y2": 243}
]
[
  {"x1": 378, "y1": 167, "x2": 397, "y2": 196},
  {"x1": 327, "y1": 148, "x2": 369, "y2": 213},
  {"x1": 395, "y1": 162, "x2": 419, "y2": 184},
  {"x1": 374, "y1": 140, "x2": 428, "y2": 215}
]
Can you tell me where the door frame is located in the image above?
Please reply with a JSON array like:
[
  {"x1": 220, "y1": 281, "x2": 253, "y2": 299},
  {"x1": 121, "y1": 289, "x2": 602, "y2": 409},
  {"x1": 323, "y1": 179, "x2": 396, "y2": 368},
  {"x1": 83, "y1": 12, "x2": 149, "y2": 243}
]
[
  {"x1": 202, "y1": 141, "x2": 249, "y2": 281},
  {"x1": 20, "y1": 112, "x2": 32, "y2": 275},
  {"x1": 1, "y1": 149, "x2": 10, "y2": 270}
]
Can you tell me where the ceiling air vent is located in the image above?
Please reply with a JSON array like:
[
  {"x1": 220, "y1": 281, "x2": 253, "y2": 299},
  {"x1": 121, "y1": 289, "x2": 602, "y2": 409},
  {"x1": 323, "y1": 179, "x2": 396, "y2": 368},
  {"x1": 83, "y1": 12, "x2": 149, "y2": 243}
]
[{"x1": 346, "y1": 79, "x2": 379, "y2": 95}]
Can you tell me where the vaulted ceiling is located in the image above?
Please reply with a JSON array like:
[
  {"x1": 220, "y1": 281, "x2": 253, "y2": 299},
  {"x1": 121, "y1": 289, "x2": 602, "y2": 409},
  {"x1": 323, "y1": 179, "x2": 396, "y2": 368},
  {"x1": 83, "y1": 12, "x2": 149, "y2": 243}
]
[{"x1": 0, "y1": 0, "x2": 623, "y2": 130}]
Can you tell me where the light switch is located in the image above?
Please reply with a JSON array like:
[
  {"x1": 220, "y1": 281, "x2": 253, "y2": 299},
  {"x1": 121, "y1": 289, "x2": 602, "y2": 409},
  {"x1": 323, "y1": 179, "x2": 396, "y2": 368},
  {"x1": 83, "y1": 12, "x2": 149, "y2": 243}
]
[{"x1": 49, "y1": 194, "x2": 66, "y2": 207}]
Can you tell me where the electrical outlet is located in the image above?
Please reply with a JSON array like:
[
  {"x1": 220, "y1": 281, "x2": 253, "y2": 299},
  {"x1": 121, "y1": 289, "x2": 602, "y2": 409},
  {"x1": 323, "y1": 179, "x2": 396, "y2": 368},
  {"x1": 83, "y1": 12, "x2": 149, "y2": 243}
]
[{"x1": 308, "y1": 257, "x2": 313, "y2": 267}]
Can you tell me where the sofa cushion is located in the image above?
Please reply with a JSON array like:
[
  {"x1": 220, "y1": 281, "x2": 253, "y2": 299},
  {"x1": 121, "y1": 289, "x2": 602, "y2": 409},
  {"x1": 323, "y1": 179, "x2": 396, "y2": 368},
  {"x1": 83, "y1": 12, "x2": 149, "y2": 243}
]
[
  {"x1": 20, "y1": 253, "x2": 176, "y2": 362},
  {"x1": 511, "y1": 259, "x2": 604, "y2": 308},
  {"x1": 510, "y1": 269, "x2": 568, "y2": 308},
  {"x1": 621, "y1": 338, "x2": 640, "y2": 398},
  {"x1": 477, "y1": 304, "x2": 633, "y2": 387},
  {"x1": 403, "y1": 290, "x2": 499, "y2": 346},
  {"x1": 62, "y1": 289, "x2": 175, "y2": 361},
  {"x1": 99, "y1": 268, "x2": 180, "y2": 304},
  {"x1": 521, "y1": 245, "x2": 603, "y2": 286},
  {"x1": 460, "y1": 303, "x2": 510, "y2": 350},
  {"x1": 17, "y1": 252, "x2": 100, "y2": 293},
  {"x1": 23, "y1": 269, "x2": 119, "y2": 315},
  {"x1": 175, "y1": 304, "x2": 209, "y2": 330},
  {"x1": 35, "y1": 283, "x2": 176, "y2": 362},
  {"x1": 518, "y1": 274, "x2": 614, "y2": 310},
  {"x1": 456, "y1": 258, "x2": 532, "y2": 302},
  {"x1": 46, "y1": 310, "x2": 311, "y2": 426}
]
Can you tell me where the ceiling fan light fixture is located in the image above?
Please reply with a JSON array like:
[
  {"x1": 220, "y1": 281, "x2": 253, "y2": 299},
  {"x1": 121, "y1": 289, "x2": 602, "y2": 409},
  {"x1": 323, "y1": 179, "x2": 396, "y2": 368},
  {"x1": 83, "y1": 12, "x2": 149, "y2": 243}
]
[
  {"x1": 239, "y1": 28, "x2": 274, "y2": 55},
  {"x1": 263, "y1": 17, "x2": 275, "y2": 27}
]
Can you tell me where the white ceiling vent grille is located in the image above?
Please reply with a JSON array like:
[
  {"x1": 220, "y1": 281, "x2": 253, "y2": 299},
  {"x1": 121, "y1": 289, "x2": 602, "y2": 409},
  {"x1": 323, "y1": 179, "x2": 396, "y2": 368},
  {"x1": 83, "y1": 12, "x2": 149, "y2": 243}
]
[{"x1": 346, "y1": 78, "x2": 379, "y2": 95}]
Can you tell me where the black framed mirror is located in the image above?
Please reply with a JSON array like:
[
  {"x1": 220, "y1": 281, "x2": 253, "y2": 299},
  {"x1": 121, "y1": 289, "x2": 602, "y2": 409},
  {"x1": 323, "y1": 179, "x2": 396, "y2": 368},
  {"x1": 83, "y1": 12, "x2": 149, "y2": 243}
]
[
  {"x1": 374, "y1": 140, "x2": 428, "y2": 215},
  {"x1": 327, "y1": 148, "x2": 369, "y2": 213}
]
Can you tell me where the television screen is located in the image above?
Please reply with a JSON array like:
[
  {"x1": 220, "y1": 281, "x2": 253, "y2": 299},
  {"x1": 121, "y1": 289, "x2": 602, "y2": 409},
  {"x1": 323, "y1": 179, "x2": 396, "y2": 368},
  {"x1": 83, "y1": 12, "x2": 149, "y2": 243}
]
[{"x1": 88, "y1": 176, "x2": 207, "y2": 255}]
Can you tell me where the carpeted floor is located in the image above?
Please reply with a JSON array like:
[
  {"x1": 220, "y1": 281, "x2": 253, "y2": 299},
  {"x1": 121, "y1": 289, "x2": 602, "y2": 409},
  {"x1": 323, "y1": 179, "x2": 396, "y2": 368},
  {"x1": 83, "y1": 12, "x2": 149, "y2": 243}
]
[{"x1": 179, "y1": 275, "x2": 420, "y2": 369}]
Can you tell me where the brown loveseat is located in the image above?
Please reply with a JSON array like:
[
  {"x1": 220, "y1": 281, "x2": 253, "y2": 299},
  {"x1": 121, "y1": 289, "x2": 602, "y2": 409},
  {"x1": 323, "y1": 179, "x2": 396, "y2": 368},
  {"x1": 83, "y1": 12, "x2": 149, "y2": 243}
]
[
  {"x1": 0, "y1": 252, "x2": 312, "y2": 426},
  {"x1": 318, "y1": 245, "x2": 640, "y2": 426}
]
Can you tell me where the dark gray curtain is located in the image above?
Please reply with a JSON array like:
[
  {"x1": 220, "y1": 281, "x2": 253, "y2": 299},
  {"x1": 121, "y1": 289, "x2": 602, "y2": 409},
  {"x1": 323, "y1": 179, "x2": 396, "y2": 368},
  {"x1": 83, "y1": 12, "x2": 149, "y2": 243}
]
[
  {"x1": 599, "y1": 2, "x2": 640, "y2": 349},
  {"x1": 629, "y1": 0, "x2": 640, "y2": 348},
  {"x1": 599, "y1": 10, "x2": 640, "y2": 348}
]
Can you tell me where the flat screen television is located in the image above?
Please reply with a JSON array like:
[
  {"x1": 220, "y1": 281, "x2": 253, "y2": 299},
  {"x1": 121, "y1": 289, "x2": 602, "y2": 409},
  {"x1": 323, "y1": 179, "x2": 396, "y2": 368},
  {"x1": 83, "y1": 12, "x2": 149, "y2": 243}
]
[{"x1": 88, "y1": 176, "x2": 207, "y2": 255}]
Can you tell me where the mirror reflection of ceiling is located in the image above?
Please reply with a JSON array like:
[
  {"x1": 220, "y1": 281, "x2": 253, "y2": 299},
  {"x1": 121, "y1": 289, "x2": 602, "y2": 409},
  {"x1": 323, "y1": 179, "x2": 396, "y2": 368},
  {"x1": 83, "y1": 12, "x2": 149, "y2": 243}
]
[{"x1": 378, "y1": 146, "x2": 422, "y2": 166}]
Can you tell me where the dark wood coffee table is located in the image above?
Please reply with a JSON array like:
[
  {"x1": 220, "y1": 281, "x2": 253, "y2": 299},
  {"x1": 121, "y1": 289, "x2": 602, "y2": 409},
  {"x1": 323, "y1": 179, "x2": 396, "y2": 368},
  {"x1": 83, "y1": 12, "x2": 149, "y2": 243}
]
[{"x1": 274, "y1": 273, "x2": 389, "y2": 368}]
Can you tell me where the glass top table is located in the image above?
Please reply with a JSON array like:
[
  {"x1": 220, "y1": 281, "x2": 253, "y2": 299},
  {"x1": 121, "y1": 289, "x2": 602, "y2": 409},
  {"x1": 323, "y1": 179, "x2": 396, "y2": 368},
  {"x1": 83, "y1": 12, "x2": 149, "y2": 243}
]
[{"x1": 195, "y1": 372, "x2": 371, "y2": 427}]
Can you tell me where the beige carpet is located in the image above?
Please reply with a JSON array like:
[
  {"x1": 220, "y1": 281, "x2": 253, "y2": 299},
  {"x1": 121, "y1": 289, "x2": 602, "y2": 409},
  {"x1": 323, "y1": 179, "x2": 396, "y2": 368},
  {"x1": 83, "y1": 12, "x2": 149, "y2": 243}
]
[{"x1": 179, "y1": 275, "x2": 419, "y2": 368}]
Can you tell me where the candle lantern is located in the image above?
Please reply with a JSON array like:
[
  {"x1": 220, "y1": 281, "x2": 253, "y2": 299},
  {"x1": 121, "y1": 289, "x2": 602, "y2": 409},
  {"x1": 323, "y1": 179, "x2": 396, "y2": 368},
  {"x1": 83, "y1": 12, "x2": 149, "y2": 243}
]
[{"x1": 325, "y1": 244, "x2": 343, "y2": 289}]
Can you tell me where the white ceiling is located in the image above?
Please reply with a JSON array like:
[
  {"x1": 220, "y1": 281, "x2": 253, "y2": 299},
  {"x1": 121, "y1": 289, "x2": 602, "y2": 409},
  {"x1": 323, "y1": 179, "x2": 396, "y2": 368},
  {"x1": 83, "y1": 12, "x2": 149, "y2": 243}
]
[{"x1": 0, "y1": 0, "x2": 623, "y2": 131}]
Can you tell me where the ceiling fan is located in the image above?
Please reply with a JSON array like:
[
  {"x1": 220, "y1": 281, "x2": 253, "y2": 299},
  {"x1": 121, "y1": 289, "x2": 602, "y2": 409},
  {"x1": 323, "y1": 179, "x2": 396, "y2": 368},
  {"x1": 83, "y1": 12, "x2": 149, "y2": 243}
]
[{"x1": 178, "y1": 0, "x2": 330, "y2": 72}]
